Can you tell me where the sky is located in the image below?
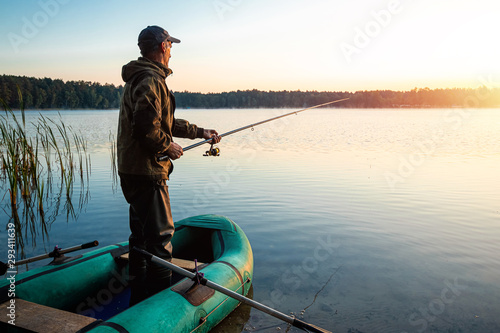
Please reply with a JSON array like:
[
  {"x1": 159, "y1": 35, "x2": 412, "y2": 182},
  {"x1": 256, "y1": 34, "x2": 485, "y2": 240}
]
[{"x1": 0, "y1": 0, "x2": 499, "y2": 93}]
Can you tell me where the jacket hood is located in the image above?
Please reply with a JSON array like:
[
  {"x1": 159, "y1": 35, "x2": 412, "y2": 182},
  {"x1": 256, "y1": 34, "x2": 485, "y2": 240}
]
[{"x1": 121, "y1": 57, "x2": 172, "y2": 83}]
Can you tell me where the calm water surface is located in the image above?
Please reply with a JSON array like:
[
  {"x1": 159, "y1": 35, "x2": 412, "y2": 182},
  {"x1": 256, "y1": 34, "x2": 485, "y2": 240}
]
[{"x1": 1, "y1": 108, "x2": 499, "y2": 332}]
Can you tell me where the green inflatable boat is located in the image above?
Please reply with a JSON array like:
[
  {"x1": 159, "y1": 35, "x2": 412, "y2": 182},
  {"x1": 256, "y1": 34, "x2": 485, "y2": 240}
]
[{"x1": 0, "y1": 215, "x2": 253, "y2": 333}]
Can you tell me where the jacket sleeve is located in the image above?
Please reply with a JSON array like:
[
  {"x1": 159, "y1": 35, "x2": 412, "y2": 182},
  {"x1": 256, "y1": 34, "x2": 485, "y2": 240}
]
[
  {"x1": 172, "y1": 118, "x2": 204, "y2": 139},
  {"x1": 131, "y1": 77, "x2": 171, "y2": 154}
]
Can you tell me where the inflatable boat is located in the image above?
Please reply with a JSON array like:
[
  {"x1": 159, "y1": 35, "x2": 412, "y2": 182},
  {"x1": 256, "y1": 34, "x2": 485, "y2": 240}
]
[{"x1": 0, "y1": 215, "x2": 253, "y2": 333}]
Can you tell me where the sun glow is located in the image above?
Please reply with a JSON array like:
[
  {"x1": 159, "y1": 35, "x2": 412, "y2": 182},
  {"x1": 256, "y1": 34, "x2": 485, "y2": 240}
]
[{"x1": 0, "y1": 0, "x2": 498, "y2": 93}]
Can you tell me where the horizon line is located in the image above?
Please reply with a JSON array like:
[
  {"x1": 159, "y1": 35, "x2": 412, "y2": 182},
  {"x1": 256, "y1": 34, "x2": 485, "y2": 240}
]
[{"x1": 1, "y1": 73, "x2": 497, "y2": 94}]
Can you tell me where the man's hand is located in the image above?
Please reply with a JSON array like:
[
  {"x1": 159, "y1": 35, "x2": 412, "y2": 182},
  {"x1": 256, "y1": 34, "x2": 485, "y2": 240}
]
[
  {"x1": 166, "y1": 142, "x2": 183, "y2": 160},
  {"x1": 203, "y1": 129, "x2": 222, "y2": 144}
]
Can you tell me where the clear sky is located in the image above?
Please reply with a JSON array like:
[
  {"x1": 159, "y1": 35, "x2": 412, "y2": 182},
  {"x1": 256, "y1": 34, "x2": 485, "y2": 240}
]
[{"x1": 0, "y1": 0, "x2": 499, "y2": 93}]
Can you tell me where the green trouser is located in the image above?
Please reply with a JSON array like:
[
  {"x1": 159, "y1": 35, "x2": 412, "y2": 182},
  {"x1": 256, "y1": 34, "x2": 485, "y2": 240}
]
[{"x1": 120, "y1": 176, "x2": 174, "y2": 306}]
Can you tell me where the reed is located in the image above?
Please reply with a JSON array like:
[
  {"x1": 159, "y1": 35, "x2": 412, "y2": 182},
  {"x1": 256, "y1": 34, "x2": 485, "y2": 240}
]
[
  {"x1": 0, "y1": 89, "x2": 91, "y2": 256},
  {"x1": 109, "y1": 131, "x2": 118, "y2": 193}
]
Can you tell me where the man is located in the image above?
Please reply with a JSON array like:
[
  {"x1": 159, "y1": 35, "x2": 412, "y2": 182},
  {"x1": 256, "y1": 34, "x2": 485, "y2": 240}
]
[{"x1": 117, "y1": 25, "x2": 220, "y2": 306}]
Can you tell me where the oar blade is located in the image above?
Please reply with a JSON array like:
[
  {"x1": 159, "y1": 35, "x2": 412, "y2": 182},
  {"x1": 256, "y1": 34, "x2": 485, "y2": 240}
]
[{"x1": 294, "y1": 318, "x2": 333, "y2": 333}]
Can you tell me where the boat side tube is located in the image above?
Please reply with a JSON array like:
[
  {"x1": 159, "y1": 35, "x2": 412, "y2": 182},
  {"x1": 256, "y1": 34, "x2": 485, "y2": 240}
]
[{"x1": 88, "y1": 215, "x2": 253, "y2": 333}]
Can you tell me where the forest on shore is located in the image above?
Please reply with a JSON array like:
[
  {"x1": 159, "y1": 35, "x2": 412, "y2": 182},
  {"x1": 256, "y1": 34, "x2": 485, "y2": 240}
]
[{"x1": 1, "y1": 74, "x2": 499, "y2": 110}]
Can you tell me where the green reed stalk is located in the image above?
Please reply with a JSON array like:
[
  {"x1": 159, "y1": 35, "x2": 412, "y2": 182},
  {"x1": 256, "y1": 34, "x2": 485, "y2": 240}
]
[
  {"x1": 0, "y1": 89, "x2": 91, "y2": 255},
  {"x1": 109, "y1": 131, "x2": 118, "y2": 192}
]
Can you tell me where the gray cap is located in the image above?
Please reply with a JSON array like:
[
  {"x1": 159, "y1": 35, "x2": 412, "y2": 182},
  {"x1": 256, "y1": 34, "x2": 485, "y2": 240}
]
[{"x1": 138, "y1": 25, "x2": 180, "y2": 50}]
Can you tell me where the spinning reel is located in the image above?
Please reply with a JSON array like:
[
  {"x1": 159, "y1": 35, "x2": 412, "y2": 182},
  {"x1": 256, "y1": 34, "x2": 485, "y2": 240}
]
[{"x1": 203, "y1": 144, "x2": 220, "y2": 156}]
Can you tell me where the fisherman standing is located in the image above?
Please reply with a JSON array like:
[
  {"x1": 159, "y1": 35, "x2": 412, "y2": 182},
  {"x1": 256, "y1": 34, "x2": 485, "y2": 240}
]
[{"x1": 117, "y1": 25, "x2": 220, "y2": 305}]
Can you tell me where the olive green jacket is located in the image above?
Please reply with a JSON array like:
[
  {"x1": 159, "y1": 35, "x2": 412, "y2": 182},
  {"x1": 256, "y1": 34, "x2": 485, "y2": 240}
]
[{"x1": 117, "y1": 57, "x2": 203, "y2": 180}]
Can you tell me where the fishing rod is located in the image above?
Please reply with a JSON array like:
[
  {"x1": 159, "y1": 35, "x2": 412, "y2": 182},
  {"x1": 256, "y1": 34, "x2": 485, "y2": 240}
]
[{"x1": 159, "y1": 97, "x2": 349, "y2": 160}]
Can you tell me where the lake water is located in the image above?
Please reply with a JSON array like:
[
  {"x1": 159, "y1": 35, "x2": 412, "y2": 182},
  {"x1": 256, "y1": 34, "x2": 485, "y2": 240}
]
[{"x1": 1, "y1": 108, "x2": 500, "y2": 332}]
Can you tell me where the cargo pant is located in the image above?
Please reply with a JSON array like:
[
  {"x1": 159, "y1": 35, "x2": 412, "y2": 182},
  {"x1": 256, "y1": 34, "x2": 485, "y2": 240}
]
[{"x1": 120, "y1": 176, "x2": 174, "y2": 306}]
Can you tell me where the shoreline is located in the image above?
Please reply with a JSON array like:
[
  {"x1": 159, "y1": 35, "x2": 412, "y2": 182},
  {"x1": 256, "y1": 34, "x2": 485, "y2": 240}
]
[{"x1": 7, "y1": 105, "x2": 500, "y2": 112}]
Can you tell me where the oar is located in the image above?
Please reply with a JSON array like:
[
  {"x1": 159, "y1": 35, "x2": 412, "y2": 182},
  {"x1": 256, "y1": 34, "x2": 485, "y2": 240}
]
[
  {"x1": 0, "y1": 240, "x2": 99, "y2": 275},
  {"x1": 132, "y1": 247, "x2": 332, "y2": 333}
]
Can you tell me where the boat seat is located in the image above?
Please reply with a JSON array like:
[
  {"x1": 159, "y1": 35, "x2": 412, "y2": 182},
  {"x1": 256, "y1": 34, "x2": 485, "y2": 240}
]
[
  {"x1": 0, "y1": 298, "x2": 97, "y2": 333},
  {"x1": 118, "y1": 253, "x2": 206, "y2": 271}
]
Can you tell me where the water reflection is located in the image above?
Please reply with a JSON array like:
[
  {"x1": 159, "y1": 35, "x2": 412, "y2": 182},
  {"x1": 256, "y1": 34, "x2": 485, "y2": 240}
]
[
  {"x1": 212, "y1": 285, "x2": 253, "y2": 332},
  {"x1": 2, "y1": 109, "x2": 500, "y2": 332}
]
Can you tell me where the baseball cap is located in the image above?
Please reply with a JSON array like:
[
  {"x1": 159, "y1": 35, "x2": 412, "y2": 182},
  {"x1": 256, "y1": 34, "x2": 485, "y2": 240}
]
[{"x1": 138, "y1": 25, "x2": 181, "y2": 50}]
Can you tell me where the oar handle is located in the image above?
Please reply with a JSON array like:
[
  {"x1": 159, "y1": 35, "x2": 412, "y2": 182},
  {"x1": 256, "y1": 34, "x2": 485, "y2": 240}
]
[
  {"x1": 81, "y1": 240, "x2": 100, "y2": 249},
  {"x1": 133, "y1": 247, "x2": 153, "y2": 261},
  {"x1": 52, "y1": 240, "x2": 99, "y2": 257}
]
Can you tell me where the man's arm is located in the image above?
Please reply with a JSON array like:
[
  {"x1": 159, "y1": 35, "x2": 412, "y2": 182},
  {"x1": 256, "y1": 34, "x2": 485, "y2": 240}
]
[
  {"x1": 172, "y1": 118, "x2": 204, "y2": 139},
  {"x1": 166, "y1": 128, "x2": 221, "y2": 159},
  {"x1": 170, "y1": 120, "x2": 221, "y2": 159}
]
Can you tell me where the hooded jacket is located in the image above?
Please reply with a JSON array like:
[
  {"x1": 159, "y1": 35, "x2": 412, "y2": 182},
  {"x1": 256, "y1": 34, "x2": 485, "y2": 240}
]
[{"x1": 117, "y1": 57, "x2": 203, "y2": 180}]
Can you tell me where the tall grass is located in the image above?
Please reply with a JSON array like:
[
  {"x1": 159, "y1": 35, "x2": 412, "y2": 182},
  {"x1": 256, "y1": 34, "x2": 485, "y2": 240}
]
[
  {"x1": 0, "y1": 89, "x2": 90, "y2": 257},
  {"x1": 109, "y1": 131, "x2": 118, "y2": 193}
]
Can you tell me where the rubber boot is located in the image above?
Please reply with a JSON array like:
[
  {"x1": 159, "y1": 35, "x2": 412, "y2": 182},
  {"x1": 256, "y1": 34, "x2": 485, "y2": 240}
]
[
  {"x1": 128, "y1": 247, "x2": 149, "y2": 307},
  {"x1": 147, "y1": 265, "x2": 172, "y2": 296}
]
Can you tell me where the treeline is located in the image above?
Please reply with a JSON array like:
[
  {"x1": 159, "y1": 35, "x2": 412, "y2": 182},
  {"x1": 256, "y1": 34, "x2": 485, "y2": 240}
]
[
  {"x1": 0, "y1": 75, "x2": 123, "y2": 109},
  {"x1": 347, "y1": 87, "x2": 500, "y2": 108},
  {"x1": 175, "y1": 87, "x2": 500, "y2": 108},
  {"x1": 1, "y1": 75, "x2": 499, "y2": 109},
  {"x1": 175, "y1": 90, "x2": 348, "y2": 108}
]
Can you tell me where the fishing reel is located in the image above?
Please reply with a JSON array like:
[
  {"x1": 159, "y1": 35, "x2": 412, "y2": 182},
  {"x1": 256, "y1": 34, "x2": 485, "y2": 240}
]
[{"x1": 203, "y1": 144, "x2": 220, "y2": 157}]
